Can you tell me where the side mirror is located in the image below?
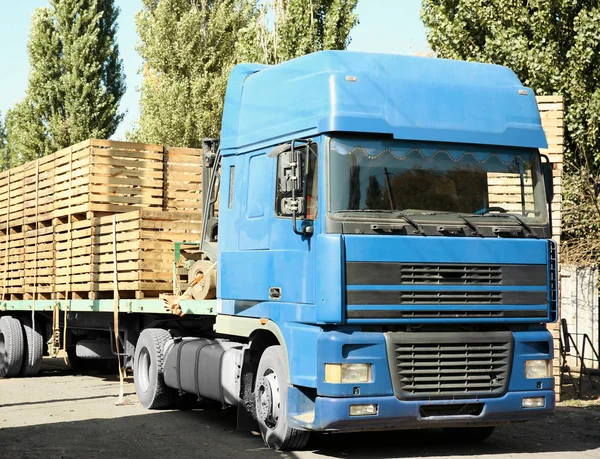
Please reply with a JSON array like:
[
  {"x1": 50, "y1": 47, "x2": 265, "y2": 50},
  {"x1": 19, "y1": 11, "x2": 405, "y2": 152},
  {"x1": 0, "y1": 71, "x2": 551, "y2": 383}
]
[
  {"x1": 541, "y1": 161, "x2": 554, "y2": 204},
  {"x1": 270, "y1": 139, "x2": 315, "y2": 237},
  {"x1": 277, "y1": 150, "x2": 303, "y2": 193}
]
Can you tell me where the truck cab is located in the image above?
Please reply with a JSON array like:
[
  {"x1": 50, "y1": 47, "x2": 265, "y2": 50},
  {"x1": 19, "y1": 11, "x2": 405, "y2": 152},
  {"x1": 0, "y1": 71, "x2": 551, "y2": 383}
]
[{"x1": 135, "y1": 51, "x2": 557, "y2": 450}]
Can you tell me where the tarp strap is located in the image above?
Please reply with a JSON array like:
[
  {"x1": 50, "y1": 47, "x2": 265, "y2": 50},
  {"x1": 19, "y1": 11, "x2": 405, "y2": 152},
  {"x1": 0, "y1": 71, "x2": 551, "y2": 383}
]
[{"x1": 113, "y1": 215, "x2": 125, "y2": 404}]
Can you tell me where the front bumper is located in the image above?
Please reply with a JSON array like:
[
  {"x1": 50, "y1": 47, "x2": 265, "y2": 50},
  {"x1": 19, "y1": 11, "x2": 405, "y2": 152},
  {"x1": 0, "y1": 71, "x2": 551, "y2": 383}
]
[{"x1": 288, "y1": 390, "x2": 554, "y2": 432}]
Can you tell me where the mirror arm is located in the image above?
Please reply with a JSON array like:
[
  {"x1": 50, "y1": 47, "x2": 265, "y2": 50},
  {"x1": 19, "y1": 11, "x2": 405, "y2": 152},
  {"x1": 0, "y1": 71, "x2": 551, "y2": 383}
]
[{"x1": 290, "y1": 140, "x2": 304, "y2": 235}]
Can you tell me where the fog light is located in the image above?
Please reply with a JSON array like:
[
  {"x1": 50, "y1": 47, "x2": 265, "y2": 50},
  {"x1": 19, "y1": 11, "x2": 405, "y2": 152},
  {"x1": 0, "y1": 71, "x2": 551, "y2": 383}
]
[
  {"x1": 349, "y1": 404, "x2": 378, "y2": 416},
  {"x1": 525, "y1": 360, "x2": 552, "y2": 379},
  {"x1": 325, "y1": 363, "x2": 371, "y2": 384},
  {"x1": 522, "y1": 397, "x2": 545, "y2": 408}
]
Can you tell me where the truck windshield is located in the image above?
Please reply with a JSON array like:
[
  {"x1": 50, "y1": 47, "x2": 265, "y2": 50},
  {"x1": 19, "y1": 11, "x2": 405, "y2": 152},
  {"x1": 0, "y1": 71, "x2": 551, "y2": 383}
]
[{"x1": 328, "y1": 137, "x2": 548, "y2": 224}]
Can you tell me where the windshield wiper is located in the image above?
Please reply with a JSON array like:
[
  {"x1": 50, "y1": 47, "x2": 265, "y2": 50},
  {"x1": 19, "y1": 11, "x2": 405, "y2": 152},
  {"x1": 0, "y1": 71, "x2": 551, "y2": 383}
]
[
  {"x1": 395, "y1": 210, "x2": 426, "y2": 235},
  {"x1": 416, "y1": 211, "x2": 483, "y2": 237},
  {"x1": 333, "y1": 209, "x2": 426, "y2": 235},
  {"x1": 477, "y1": 213, "x2": 538, "y2": 238}
]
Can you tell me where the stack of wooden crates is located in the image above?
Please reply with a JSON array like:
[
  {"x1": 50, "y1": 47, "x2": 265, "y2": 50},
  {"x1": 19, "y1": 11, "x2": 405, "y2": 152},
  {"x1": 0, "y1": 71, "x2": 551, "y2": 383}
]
[
  {"x1": 536, "y1": 95, "x2": 566, "y2": 400},
  {"x1": 0, "y1": 139, "x2": 204, "y2": 300}
]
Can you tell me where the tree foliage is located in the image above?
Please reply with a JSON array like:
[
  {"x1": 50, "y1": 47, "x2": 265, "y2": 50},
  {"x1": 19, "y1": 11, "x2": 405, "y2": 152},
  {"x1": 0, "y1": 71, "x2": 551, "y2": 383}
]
[
  {"x1": 0, "y1": 112, "x2": 10, "y2": 172},
  {"x1": 132, "y1": 0, "x2": 358, "y2": 146},
  {"x1": 421, "y1": 0, "x2": 600, "y2": 262},
  {"x1": 131, "y1": 0, "x2": 258, "y2": 146},
  {"x1": 6, "y1": 0, "x2": 125, "y2": 162},
  {"x1": 265, "y1": 0, "x2": 359, "y2": 63}
]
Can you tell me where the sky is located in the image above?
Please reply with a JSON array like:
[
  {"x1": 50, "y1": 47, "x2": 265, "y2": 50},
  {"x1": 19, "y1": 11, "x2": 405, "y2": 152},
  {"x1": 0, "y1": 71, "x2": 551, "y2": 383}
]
[{"x1": 0, "y1": 0, "x2": 428, "y2": 140}]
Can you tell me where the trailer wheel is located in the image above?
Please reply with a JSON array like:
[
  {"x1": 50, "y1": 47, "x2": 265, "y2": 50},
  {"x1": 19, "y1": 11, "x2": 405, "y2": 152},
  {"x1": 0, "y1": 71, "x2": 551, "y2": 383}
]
[
  {"x1": 19, "y1": 316, "x2": 43, "y2": 377},
  {"x1": 0, "y1": 316, "x2": 24, "y2": 378},
  {"x1": 255, "y1": 345, "x2": 310, "y2": 450},
  {"x1": 442, "y1": 426, "x2": 496, "y2": 444},
  {"x1": 134, "y1": 328, "x2": 175, "y2": 409}
]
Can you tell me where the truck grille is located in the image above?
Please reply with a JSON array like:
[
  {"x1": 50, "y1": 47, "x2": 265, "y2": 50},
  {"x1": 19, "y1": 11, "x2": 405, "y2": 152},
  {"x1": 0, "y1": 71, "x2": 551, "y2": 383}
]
[
  {"x1": 549, "y1": 241, "x2": 558, "y2": 321},
  {"x1": 385, "y1": 332, "x2": 512, "y2": 400},
  {"x1": 346, "y1": 262, "x2": 547, "y2": 286},
  {"x1": 395, "y1": 264, "x2": 502, "y2": 284}
]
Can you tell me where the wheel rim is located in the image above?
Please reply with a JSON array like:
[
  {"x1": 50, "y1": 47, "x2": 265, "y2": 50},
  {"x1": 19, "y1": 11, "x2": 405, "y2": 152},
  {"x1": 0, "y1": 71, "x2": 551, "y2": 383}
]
[
  {"x1": 255, "y1": 368, "x2": 281, "y2": 429},
  {"x1": 137, "y1": 348, "x2": 151, "y2": 393}
]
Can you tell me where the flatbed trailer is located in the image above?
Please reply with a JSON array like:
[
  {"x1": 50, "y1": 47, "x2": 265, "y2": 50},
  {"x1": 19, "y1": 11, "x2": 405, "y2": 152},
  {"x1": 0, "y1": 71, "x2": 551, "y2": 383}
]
[{"x1": 0, "y1": 299, "x2": 216, "y2": 315}]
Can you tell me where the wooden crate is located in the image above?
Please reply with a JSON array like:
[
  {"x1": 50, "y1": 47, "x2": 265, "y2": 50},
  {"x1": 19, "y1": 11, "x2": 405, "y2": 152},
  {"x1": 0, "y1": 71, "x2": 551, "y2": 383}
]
[
  {"x1": 487, "y1": 172, "x2": 536, "y2": 214},
  {"x1": 26, "y1": 210, "x2": 204, "y2": 299},
  {"x1": 54, "y1": 217, "x2": 95, "y2": 298},
  {"x1": 0, "y1": 164, "x2": 26, "y2": 227},
  {"x1": 23, "y1": 222, "x2": 56, "y2": 298},
  {"x1": 164, "y1": 147, "x2": 204, "y2": 212},
  {"x1": 91, "y1": 210, "x2": 202, "y2": 298},
  {"x1": 536, "y1": 95, "x2": 565, "y2": 400},
  {"x1": 0, "y1": 139, "x2": 204, "y2": 230},
  {"x1": 0, "y1": 229, "x2": 25, "y2": 298}
]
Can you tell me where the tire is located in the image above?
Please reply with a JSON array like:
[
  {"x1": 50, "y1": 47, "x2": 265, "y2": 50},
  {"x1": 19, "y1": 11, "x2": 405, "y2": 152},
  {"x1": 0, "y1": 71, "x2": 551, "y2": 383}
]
[
  {"x1": 442, "y1": 426, "x2": 496, "y2": 444},
  {"x1": 67, "y1": 349, "x2": 115, "y2": 374},
  {"x1": 19, "y1": 316, "x2": 43, "y2": 377},
  {"x1": 0, "y1": 316, "x2": 24, "y2": 378},
  {"x1": 254, "y1": 345, "x2": 310, "y2": 450},
  {"x1": 75, "y1": 339, "x2": 113, "y2": 359},
  {"x1": 134, "y1": 328, "x2": 176, "y2": 409}
]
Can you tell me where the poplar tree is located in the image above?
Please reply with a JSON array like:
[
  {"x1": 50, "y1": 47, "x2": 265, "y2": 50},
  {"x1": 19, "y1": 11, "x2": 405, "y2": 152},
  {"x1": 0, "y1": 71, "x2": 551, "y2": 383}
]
[
  {"x1": 132, "y1": 0, "x2": 257, "y2": 146},
  {"x1": 6, "y1": 1, "x2": 125, "y2": 161},
  {"x1": 132, "y1": 0, "x2": 358, "y2": 146},
  {"x1": 266, "y1": 0, "x2": 359, "y2": 64}
]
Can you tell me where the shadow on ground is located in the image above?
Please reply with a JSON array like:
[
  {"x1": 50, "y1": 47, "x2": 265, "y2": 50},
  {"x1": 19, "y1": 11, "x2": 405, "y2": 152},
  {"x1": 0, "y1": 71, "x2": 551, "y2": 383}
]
[
  {"x1": 1, "y1": 404, "x2": 598, "y2": 459},
  {"x1": 303, "y1": 407, "x2": 600, "y2": 458},
  {"x1": 1, "y1": 359, "x2": 598, "y2": 459}
]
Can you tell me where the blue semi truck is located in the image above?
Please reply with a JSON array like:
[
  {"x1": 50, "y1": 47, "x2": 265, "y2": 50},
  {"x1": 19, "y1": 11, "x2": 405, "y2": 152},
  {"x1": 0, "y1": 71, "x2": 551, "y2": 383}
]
[{"x1": 0, "y1": 51, "x2": 557, "y2": 450}]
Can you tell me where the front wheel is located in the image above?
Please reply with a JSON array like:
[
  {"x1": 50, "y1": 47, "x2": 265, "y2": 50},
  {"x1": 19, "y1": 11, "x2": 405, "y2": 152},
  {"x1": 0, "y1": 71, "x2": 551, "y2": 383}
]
[
  {"x1": 254, "y1": 345, "x2": 310, "y2": 450},
  {"x1": 442, "y1": 426, "x2": 496, "y2": 444}
]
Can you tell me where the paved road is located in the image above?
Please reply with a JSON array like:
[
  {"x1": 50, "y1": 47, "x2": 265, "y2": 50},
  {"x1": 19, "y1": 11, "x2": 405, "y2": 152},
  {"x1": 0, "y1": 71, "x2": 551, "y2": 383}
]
[{"x1": 0, "y1": 358, "x2": 599, "y2": 459}]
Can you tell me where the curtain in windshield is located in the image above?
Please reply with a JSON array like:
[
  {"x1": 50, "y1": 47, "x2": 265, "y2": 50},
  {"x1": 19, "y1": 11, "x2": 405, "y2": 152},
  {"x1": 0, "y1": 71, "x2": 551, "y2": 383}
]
[{"x1": 329, "y1": 138, "x2": 547, "y2": 222}]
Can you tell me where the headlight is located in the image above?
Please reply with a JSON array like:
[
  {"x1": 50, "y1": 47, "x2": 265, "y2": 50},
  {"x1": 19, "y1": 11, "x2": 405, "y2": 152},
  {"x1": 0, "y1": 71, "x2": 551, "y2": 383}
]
[
  {"x1": 325, "y1": 363, "x2": 372, "y2": 383},
  {"x1": 522, "y1": 397, "x2": 546, "y2": 408},
  {"x1": 525, "y1": 359, "x2": 552, "y2": 379}
]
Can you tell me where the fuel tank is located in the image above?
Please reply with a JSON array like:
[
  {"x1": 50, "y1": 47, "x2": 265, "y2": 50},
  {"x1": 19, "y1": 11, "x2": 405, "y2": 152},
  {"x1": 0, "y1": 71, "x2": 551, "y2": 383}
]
[{"x1": 163, "y1": 338, "x2": 244, "y2": 406}]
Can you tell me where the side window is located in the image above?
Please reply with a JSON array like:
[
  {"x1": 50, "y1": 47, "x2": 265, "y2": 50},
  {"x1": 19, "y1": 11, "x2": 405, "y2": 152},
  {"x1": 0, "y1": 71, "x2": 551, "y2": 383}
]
[{"x1": 275, "y1": 143, "x2": 318, "y2": 219}]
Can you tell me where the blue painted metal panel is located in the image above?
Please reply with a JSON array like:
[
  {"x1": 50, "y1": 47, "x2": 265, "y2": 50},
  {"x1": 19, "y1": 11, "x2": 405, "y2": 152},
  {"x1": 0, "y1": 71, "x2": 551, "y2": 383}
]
[
  {"x1": 509, "y1": 329, "x2": 554, "y2": 392},
  {"x1": 282, "y1": 322, "x2": 321, "y2": 387},
  {"x1": 221, "y1": 63, "x2": 267, "y2": 154},
  {"x1": 221, "y1": 51, "x2": 547, "y2": 153},
  {"x1": 289, "y1": 390, "x2": 554, "y2": 431},
  {"x1": 315, "y1": 330, "x2": 393, "y2": 397},
  {"x1": 314, "y1": 234, "x2": 345, "y2": 323},
  {"x1": 344, "y1": 235, "x2": 548, "y2": 264},
  {"x1": 220, "y1": 250, "x2": 315, "y2": 304},
  {"x1": 239, "y1": 152, "x2": 271, "y2": 250}
]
